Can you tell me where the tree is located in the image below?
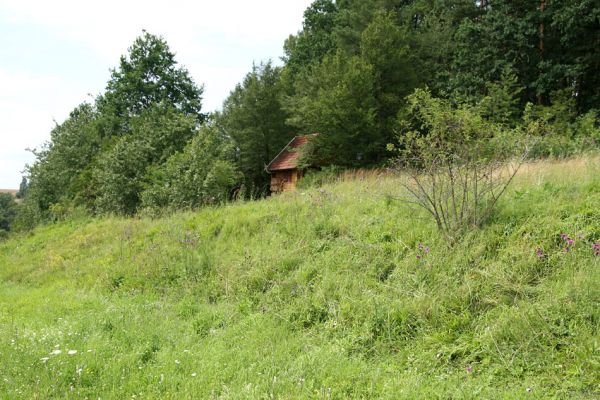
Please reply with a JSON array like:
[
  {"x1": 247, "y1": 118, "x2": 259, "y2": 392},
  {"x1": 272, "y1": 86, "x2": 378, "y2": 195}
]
[
  {"x1": 94, "y1": 104, "x2": 198, "y2": 215},
  {"x1": 141, "y1": 124, "x2": 241, "y2": 211},
  {"x1": 0, "y1": 193, "x2": 17, "y2": 235},
  {"x1": 97, "y1": 31, "x2": 205, "y2": 135},
  {"x1": 23, "y1": 102, "x2": 100, "y2": 213},
  {"x1": 360, "y1": 11, "x2": 417, "y2": 139},
  {"x1": 16, "y1": 177, "x2": 28, "y2": 199},
  {"x1": 287, "y1": 51, "x2": 379, "y2": 166},
  {"x1": 283, "y1": 0, "x2": 339, "y2": 74},
  {"x1": 218, "y1": 61, "x2": 293, "y2": 194},
  {"x1": 450, "y1": 0, "x2": 600, "y2": 111},
  {"x1": 22, "y1": 32, "x2": 206, "y2": 221}
]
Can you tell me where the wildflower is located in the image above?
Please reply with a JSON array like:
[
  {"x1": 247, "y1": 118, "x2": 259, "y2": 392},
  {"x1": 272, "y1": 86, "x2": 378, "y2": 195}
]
[
  {"x1": 466, "y1": 365, "x2": 473, "y2": 374},
  {"x1": 567, "y1": 238, "x2": 575, "y2": 246},
  {"x1": 175, "y1": 359, "x2": 180, "y2": 364},
  {"x1": 535, "y1": 247, "x2": 544, "y2": 258},
  {"x1": 191, "y1": 373, "x2": 197, "y2": 377},
  {"x1": 526, "y1": 387, "x2": 533, "y2": 393},
  {"x1": 51, "y1": 349, "x2": 62, "y2": 355},
  {"x1": 40, "y1": 357, "x2": 49, "y2": 363},
  {"x1": 560, "y1": 233, "x2": 569, "y2": 241},
  {"x1": 416, "y1": 243, "x2": 430, "y2": 261},
  {"x1": 593, "y1": 242, "x2": 599, "y2": 257},
  {"x1": 67, "y1": 350, "x2": 77, "y2": 355}
]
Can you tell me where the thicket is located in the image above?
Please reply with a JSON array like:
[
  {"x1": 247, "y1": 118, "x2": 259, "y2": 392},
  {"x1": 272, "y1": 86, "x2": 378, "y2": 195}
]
[
  {"x1": 14, "y1": 1, "x2": 600, "y2": 232},
  {"x1": 0, "y1": 193, "x2": 18, "y2": 239}
]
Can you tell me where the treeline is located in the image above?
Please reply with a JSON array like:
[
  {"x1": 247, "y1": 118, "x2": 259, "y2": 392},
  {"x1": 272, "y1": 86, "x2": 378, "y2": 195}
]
[{"x1": 8, "y1": 0, "x2": 600, "y2": 231}]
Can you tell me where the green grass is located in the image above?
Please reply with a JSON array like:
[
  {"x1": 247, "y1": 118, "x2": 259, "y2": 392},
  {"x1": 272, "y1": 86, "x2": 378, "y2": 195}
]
[{"x1": 1, "y1": 155, "x2": 599, "y2": 399}]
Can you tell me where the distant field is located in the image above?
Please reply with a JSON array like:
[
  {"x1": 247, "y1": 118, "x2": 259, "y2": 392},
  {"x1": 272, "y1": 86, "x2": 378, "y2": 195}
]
[
  {"x1": 0, "y1": 189, "x2": 17, "y2": 196},
  {"x1": 0, "y1": 155, "x2": 598, "y2": 398}
]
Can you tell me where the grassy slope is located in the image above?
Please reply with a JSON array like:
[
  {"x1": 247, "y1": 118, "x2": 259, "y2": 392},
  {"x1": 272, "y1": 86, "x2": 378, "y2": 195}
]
[{"x1": 0, "y1": 156, "x2": 599, "y2": 399}]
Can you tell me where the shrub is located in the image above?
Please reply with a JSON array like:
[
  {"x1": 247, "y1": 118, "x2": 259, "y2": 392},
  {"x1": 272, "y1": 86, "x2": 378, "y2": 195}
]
[
  {"x1": 391, "y1": 89, "x2": 527, "y2": 243},
  {"x1": 140, "y1": 124, "x2": 241, "y2": 212},
  {"x1": 0, "y1": 193, "x2": 18, "y2": 236}
]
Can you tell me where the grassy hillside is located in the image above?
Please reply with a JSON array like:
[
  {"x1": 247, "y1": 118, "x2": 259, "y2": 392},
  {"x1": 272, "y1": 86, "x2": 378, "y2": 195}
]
[{"x1": 1, "y1": 156, "x2": 599, "y2": 399}]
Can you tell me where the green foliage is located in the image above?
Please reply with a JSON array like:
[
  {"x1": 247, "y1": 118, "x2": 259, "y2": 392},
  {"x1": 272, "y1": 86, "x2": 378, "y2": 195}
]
[
  {"x1": 24, "y1": 103, "x2": 100, "y2": 213},
  {"x1": 98, "y1": 31, "x2": 204, "y2": 123},
  {"x1": 0, "y1": 156, "x2": 598, "y2": 397},
  {"x1": 450, "y1": 0, "x2": 600, "y2": 111},
  {"x1": 141, "y1": 124, "x2": 241, "y2": 211},
  {"x1": 218, "y1": 61, "x2": 293, "y2": 194},
  {"x1": 94, "y1": 105, "x2": 197, "y2": 215},
  {"x1": 360, "y1": 11, "x2": 417, "y2": 136},
  {"x1": 393, "y1": 89, "x2": 525, "y2": 241},
  {"x1": 287, "y1": 51, "x2": 379, "y2": 166},
  {"x1": 478, "y1": 66, "x2": 524, "y2": 126},
  {"x1": 283, "y1": 0, "x2": 339, "y2": 73},
  {"x1": 22, "y1": 32, "x2": 207, "y2": 224},
  {"x1": 16, "y1": 177, "x2": 28, "y2": 200},
  {"x1": 0, "y1": 193, "x2": 17, "y2": 234},
  {"x1": 523, "y1": 91, "x2": 600, "y2": 159}
]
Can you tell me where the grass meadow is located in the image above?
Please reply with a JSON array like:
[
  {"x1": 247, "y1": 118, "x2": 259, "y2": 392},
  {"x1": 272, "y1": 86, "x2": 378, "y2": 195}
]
[{"x1": 0, "y1": 155, "x2": 599, "y2": 399}]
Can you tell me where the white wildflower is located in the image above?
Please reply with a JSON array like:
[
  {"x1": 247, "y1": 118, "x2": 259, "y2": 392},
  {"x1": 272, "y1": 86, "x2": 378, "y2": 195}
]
[
  {"x1": 51, "y1": 349, "x2": 62, "y2": 355},
  {"x1": 67, "y1": 350, "x2": 77, "y2": 355},
  {"x1": 191, "y1": 373, "x2": 197, "y2": 377},
  {"x1": 40, "y1": 357, "x2": 50, "y2": 363}
]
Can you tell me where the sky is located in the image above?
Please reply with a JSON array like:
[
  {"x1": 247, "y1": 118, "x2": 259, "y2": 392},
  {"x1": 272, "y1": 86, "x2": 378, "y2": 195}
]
[{"x1": 0, "y1": 0, "x2": 313, "y2": 189}]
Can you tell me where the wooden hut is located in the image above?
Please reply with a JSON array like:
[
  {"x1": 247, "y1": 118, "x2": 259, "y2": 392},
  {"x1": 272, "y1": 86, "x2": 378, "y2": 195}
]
[{"x1": 266, "y1": 134, "x2": 316, "y2": 193}]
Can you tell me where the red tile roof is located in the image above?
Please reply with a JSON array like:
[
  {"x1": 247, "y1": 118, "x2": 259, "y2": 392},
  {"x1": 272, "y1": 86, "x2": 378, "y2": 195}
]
[{"x1": 267, "y1": 134, "x2": 317, "y2": 172}]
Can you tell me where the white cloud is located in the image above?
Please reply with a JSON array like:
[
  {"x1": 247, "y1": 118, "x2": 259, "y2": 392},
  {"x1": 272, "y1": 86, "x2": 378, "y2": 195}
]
[{"x1": 0, "y1": 0, "x2": 312, "y2": 187}]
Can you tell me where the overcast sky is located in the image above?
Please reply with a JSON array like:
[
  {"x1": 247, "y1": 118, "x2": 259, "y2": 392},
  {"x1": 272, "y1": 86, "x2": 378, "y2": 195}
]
[{"x1": 0, "y1": 0, "x2": 313, "y2": 189}]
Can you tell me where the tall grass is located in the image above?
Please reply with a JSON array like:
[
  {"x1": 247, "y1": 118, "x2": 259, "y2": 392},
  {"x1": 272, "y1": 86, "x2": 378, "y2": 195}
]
[{"x1": 0, "y1": 155, "x2": 598, "y2": 399}]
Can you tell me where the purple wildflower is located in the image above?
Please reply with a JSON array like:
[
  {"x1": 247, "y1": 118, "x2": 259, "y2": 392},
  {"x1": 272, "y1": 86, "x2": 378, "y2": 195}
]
[
  {"x1": 416, "y1": 243, "x2": 430, "y2": 261},
  {"x1": 466, "y1": 365, "x2": 473, "y2": 374},
  {"x1": 535, "y1": 247, "x2": 544, "y2": 258},
  {"x1": 593, "y1": 242, "x2": 599, "y2": 257},
  {"x1": 560, "y1": 233, "x2": 575, "y2": 253}
]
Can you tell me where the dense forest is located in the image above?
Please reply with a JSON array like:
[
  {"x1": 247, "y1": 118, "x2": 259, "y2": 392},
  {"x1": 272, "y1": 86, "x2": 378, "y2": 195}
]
[{"x1": 6, "y1": 0, "x2": 600, "y2": 232}]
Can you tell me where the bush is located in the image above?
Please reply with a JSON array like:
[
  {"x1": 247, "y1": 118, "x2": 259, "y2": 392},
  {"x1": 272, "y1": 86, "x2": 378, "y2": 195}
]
[
  {"x1": 392, "y1": 89, "x2": 527, "y2": 243},
  {"x1": 140, "y1": 124, "x2": 242, "y2": 212},
  {"x1": 0, "y1": 193, "x2": 18, "y2": 235},
  {"x1": 523, "y1": 92, "x2": 600, "y2": 159}
]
